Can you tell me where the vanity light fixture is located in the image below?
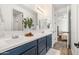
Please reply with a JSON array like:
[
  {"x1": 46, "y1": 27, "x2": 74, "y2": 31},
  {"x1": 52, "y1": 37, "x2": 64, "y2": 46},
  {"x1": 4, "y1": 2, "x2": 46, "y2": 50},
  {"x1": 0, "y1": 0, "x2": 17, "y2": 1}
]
[
  {"x1": 35, "y1": 6, "x2": 45, "y2": 14},
  {"x1": 37, "y1": 7, "x2": 44, "y2": 13}
]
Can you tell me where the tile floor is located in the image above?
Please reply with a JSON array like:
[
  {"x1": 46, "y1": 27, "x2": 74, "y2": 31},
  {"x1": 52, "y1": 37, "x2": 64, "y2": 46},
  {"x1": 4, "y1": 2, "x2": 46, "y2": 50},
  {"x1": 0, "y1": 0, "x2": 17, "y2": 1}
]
[
  {"x1": 46, "y1": 48, "x2": 60, "y2": 55},
  {"x1": 46, "y1": 40, "x2": 72, "y2": 55},
  {"x1": 53, "y1": 40, "x2": 72, "y2": 55}
]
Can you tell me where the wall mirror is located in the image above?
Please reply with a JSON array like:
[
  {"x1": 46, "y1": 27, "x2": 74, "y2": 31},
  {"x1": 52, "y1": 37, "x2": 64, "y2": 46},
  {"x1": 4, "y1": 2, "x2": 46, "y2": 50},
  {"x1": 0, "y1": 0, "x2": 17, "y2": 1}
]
[
  {"x1": 0, "y1": 8, "x2": 4, "y2": 31},
  {"x1": 13, "y1": 9, "x2": 23, "y2": 31}
]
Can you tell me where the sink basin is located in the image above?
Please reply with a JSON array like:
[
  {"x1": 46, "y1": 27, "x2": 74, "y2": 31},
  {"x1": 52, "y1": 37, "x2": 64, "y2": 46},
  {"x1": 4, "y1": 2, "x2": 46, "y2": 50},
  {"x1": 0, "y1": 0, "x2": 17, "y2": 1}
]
[
  {"x1": 0, "y1": 37, "x2": 20, "y2": 45},
  {"x1": 41, "y1": 31, "x2": 45, "y2": 33},
  {"x1": 0, "y1": 39, "x2": 23, "y2": 52},
  {"x1": 12, "y1": 35, "x2": 19, "y2": 39}
]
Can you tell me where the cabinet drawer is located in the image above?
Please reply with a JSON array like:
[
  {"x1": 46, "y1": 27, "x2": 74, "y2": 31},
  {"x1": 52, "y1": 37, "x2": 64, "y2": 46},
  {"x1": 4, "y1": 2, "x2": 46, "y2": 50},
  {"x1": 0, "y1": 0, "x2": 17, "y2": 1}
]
[
  {"x1": 1, "y1": 40, "x2": 37, "y2": 55},
  {"x1": 23, "y1": 46, "x2": 37, "y2": 55}
]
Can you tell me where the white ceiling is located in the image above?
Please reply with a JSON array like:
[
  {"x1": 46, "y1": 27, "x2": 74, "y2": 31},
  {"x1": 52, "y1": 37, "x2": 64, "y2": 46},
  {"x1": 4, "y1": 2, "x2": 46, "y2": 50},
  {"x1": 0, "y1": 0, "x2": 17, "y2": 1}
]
[
  {"x1": 53, "y1": 4, "x2": 69, "y2": 11},
  {"x1": 21, "y1": 4, "x2": 70, "y2": 13}
]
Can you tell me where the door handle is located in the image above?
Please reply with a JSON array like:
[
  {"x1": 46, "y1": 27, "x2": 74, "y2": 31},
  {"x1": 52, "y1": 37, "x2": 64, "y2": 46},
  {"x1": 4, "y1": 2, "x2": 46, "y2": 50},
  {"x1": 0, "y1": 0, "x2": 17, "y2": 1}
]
[{"x1": 74, "y1": 42, "x2": 79, "y2": 48}]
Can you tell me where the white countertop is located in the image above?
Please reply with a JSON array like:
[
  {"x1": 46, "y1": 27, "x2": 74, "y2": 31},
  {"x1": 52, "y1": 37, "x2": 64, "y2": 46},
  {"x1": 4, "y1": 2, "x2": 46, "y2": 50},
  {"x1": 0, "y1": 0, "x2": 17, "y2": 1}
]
[{"x1": 0, "y1": 30, "x2": 52, "y2": 53}]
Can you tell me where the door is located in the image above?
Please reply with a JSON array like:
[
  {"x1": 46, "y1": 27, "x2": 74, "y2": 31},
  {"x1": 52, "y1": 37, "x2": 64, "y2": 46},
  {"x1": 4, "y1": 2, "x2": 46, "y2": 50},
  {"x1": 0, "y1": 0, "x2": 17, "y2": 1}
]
[
  {"x1": 77, "y1": 5, "x2": 79, "y2": 55},
  {"x1": 71, "y1": 5, "x2": 78, "y2": 55}
]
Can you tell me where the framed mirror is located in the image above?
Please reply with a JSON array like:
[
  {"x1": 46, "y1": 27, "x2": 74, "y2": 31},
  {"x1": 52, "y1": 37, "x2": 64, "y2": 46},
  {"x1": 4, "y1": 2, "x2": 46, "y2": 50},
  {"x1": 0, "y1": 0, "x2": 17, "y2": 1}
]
[{"x1": 13, "y1": 9, "x2": 23, "y2": 31}]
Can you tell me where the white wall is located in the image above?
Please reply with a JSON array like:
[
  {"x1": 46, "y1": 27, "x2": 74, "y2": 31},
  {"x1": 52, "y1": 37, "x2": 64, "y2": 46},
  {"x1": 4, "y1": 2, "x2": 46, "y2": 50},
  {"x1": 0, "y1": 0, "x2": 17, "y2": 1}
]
[
  {"x1": 0, "y1": 4, "x2": 37, "y2": 31},
  {"x1": 0, "y1": 5, "x2": 12, "y2": 31}
]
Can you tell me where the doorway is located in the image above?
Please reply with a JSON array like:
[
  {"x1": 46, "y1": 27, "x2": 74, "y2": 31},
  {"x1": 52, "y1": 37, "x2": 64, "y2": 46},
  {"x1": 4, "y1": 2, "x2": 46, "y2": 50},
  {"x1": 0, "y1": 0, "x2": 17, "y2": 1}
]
[{"x1": 53, "y1": 6, "x2": 72, "y2": 55}]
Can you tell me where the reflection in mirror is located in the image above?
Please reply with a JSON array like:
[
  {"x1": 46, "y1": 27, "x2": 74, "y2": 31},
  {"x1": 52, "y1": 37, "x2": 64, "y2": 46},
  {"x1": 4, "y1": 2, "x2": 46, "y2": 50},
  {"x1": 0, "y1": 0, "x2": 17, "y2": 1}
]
[
  {"x1": 37, "y1": 13, "x2": 50, "y2": 30},
  {"x1": 0, "y1": 9, "x2": 3, "y2": 23},
  {"x1": 0, "y1": 8, "x2": 4, "y2": 31},
  {"x1": 39, "y1": 19, "x2": 48, "y2": 29},
  {"x1": 0, "y1": 8, "x2": 5, "y2": 38},
  {"x1": 13, "y1": 9, "x2": 23, "y2": 31}
]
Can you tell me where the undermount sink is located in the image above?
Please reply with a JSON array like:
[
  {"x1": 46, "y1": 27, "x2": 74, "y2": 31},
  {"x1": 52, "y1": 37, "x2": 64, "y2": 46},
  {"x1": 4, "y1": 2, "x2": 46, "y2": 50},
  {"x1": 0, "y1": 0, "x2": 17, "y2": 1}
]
[
  {"x1": 0, "y1": 36, "x2": 20, "y2": 45},
  {"x1": 12, "y1": 35, "x2": 19, "y2": 39},
  {"x1": 41, "y1": 31, "x2": 45, "y2": 33}
]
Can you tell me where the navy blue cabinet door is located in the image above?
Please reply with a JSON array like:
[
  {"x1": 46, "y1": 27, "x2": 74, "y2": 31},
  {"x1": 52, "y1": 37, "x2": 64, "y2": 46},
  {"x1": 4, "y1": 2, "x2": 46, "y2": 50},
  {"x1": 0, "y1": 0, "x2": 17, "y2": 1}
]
[
  {"x1": 23, "y1": 46, "x2": 37, "y2": 55},
  {"x1": 46, "y1": 34, "x2": 52, "y2": 52},
  {"x1": 37, "y1": 37, "x2": 46, "y2": 55}
]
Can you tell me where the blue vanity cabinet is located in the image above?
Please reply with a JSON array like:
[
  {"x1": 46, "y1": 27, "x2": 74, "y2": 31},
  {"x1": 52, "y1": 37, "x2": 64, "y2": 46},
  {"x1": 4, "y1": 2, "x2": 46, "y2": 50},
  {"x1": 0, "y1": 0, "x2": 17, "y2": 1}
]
[
  {"x1": 46, "y1": 34, "x2": 52, "y2": 52},
  {"x1": 37, "y1": 37, "x2": 47, "y2": 55},
  {"x1": 0, "y1": 34, "x2": 52, "y2": 55},
  {"x1": 0, "y1": 40, "x2": 37, "y2": 55}
]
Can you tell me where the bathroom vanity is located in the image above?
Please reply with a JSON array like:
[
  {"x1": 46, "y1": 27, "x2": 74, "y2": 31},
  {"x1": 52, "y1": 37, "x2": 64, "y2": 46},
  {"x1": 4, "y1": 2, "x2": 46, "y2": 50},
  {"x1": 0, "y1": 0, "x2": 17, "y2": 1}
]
[{"x1": 0, "y1": 31, "x2": 52, "y2": 55}]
